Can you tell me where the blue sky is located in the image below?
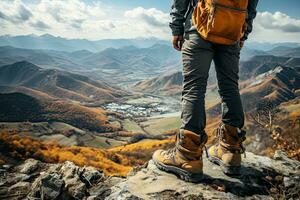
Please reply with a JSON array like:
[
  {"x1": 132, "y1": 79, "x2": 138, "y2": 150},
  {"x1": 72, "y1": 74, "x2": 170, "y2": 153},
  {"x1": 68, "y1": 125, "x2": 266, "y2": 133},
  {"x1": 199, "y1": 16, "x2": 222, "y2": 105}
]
[{"x1": 1, "y1": 0, "x2": 300, "y2": 42}]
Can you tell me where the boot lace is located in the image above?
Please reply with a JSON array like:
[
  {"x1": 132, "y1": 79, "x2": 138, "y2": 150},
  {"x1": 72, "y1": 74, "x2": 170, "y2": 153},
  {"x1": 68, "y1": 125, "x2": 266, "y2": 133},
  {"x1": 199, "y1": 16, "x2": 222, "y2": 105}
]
[
  {"x1": 165, "y1": 144, "x2": 178, "y2": 159},
  {"x1": 216, "y1": 126, "x2": 247, "y2": 158}
]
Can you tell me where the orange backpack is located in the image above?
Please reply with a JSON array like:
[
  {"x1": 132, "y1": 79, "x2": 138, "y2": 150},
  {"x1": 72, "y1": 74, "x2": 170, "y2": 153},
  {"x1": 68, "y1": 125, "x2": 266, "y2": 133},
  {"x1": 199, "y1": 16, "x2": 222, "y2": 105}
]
[{"x1": 192, "y1": 0, "x2": 248, "y2": 45}]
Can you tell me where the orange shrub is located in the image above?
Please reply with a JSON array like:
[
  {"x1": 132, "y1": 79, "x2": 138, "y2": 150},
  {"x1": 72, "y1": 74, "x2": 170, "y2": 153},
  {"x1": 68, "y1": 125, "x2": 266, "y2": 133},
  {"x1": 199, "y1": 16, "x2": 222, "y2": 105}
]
[{"x1": 0, "y1": 131, "x2": 134, "y2": 176}]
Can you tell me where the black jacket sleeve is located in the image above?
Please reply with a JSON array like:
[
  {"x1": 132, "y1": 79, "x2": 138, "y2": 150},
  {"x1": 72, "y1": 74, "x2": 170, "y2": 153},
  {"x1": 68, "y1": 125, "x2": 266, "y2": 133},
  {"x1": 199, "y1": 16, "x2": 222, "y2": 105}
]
[
  {"x1": 169, "y1": 0, "x2": 190, "y2": 36},
  {"x1": 242, "y1": 0, "x2": 259, "y2": 41}
]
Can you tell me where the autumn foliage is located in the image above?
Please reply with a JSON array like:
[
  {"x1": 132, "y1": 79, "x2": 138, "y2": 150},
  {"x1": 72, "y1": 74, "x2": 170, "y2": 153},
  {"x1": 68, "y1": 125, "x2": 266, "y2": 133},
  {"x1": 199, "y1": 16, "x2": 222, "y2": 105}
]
[
  {"x1": 0, "y1": 130, "x2": 173, "y2": 176},
  {"x1": 0, "y1": 93, "x2": 118, "y2": 132}
]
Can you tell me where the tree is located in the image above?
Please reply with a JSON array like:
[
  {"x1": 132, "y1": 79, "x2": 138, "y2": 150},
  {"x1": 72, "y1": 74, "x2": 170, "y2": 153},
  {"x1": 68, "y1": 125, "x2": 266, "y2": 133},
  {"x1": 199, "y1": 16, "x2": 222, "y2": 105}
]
[{"x1": 249, "y1": 101, "x2": 280, "y2": 134}]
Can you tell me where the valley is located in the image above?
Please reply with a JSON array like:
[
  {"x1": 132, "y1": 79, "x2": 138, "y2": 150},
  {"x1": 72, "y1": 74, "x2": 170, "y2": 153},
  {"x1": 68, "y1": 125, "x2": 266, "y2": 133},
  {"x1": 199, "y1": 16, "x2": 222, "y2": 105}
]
[{"x1": 0, "y1": 34, "x2": 300, "y2": 180}]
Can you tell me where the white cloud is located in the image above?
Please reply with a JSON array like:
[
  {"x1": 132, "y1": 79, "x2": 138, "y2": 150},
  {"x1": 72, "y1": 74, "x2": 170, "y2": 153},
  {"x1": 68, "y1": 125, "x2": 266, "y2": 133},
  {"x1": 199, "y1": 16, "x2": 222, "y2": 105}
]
[
  {"x1": 1, "y1": 1, "x2": 299, "y2": 43},
  {"x1": 0, "y1": 0, "x2": 32, "y2": 24},
  {"x1": 248, "y1": 11, "x2": 300, "y2": 43},
  {"x1": 256, "y1": 11, "x2": 300, "y2": 33},
  {"x1": 124, "y1": 7, "x2": 170, "y2": 38},
  {"x1": 125, "y1": 7, "x2": 169, "y2": 28},
  {"x1": 0, "y1": 0, "x2": 170, "y2": 40}
]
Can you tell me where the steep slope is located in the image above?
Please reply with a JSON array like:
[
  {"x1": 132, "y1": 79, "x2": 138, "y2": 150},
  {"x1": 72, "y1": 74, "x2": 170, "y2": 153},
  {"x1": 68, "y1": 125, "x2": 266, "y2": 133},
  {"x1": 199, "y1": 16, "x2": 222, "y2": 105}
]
[
  {"x1": 209, "y1": 66, "x2": 300, "y2": 116},
  {"x1": 0, "y1": 85, "x2": 55, "y2": 100},
  {"x1": 241, "y1": 66, "x2": 300, "y2": 109},
  {"x1": 133, "y1": 70, "x2": 183, "y2": 96},
  {"x1": 239, "y1": 55, "x2": 291, "y2": 80},
  {"x1": 0, "y1": 93, "x2": 116, "y2": 132},
  {"x1": 0, "y1": 61, "x2": 128, "y2": 103},
  {"x1": 240, "y1": 55, "x2": 300, "y2": 80}
]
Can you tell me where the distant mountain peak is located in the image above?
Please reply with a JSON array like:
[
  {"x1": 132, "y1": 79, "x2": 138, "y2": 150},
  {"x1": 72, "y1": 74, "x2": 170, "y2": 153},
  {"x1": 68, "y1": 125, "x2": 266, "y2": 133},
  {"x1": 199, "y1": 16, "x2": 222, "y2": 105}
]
[
  {"x1": 40, "y1": 33, "x2": 55, "y2": 38},
  {"x1": 9, "y1": 61, "x2": 40, "y2": 69}
]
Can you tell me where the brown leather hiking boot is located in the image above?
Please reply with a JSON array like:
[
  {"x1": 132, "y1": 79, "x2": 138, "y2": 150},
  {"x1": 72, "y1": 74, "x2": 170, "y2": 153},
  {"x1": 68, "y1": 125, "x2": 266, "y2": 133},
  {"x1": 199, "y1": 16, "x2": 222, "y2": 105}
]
[
  {"x1": 208, "y1": 123, "x2": 246, "y2": 176},
  {"x1": 152, "y1": 130, "x2": 207, "y2": 182}
]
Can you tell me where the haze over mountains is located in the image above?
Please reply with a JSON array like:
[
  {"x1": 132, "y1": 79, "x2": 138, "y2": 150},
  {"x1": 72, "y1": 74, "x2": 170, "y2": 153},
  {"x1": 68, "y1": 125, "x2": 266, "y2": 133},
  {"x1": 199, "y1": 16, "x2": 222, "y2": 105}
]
[
  {"x1": 1, "y1": 34, "x2": 299, "y2": 53},
  {"x1": 0, "y1": 61, "x2": 128, "y2": 103},
  {"x1": 0, "y1": 34, "x2": 169, "y2": 52},
  {"x1": 0, "y1": 44, "x2": 181, "y2": 85},
  {"x1": 1, "y1": 34, "x2": 300, "y2": 86}
]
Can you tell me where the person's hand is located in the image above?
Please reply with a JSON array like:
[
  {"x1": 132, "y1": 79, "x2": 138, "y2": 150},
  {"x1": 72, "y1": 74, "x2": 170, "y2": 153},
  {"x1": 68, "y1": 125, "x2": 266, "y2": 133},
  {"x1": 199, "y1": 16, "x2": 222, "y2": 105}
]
[
  {"x1": 239, "y1": 40, "x2": 245, "y2": 49},
  {"x1": 172, "y1": 35, "x2": 184, "y2": 51}
]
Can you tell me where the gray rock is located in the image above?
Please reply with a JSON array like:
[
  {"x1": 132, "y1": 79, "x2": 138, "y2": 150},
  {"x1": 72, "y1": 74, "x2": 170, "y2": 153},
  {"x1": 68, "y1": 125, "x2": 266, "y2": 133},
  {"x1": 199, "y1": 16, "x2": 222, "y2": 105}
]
[
  {"x1": 19, "y1": 159, "x2": 40, "y2": 174},
  {"x1": 106, "y1": 152, "x2": 300, "y2": 200},
  {"x1": 8, "y1": 181, "x2": 31, "y2": 194},
  {"x1": 89, "y1": 184, "x2": 112, "y2": 199},
  {"x1": 41, "y1": 173, "x2": 64, "y2": 200},
  {"x1": 284, "y1": 175, "x2": 300, "y2": 200},
  {"x1": 59, "y1": 161, "x2": 87, "y2": 199},
  {"x1": 284, "y1": 176, "x2": 295, "y2": 188},
  {"x1": 72, "y1": 182, "x2": 87, "y2": 199},
  {"x1": 7, "y1": 173, "x2": 31, "y2": 184},
  {"x1": 273, "y1": 150, "x2": 289, "y2": 160},
  {"x1": 2, "y1": 152, "x2": 299, "y2": 200},
  {"x1": 82, "y1": 166, "x2": 103, "y2": 186}
]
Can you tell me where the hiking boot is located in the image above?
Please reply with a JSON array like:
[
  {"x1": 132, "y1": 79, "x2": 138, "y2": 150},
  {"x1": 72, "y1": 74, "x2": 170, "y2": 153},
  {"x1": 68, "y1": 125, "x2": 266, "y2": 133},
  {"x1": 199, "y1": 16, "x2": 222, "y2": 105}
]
[
  {"x1": 152, "y1": 130, "x2": 207, "y2": 183},
  {"x1": 208, "y1": 123, "x2": 246, "y2": 176}
]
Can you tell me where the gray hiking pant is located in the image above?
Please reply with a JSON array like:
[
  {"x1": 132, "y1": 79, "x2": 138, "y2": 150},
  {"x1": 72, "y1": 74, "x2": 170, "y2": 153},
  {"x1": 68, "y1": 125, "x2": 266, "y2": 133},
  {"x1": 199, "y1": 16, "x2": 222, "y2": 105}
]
[{"x1": 180, "y1": 31, "x2": 244, "y2": 134}]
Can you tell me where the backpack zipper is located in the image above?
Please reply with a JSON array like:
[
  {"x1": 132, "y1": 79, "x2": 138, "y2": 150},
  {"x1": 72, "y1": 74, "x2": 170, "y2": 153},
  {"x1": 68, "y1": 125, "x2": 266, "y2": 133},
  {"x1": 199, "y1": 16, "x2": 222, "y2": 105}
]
[{"x1": 213, "y1": 2, "x2": 247, "y2": 13}]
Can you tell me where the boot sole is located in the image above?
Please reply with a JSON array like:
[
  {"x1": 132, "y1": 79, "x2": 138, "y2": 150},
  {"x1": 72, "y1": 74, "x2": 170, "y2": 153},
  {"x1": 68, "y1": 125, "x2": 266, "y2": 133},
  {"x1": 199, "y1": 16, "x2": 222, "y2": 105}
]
[
  {"x1": 152, "y1": 159, "x2": 203, "y2": 183},
  {"x1": 208, "y1": 155, "x2": 241, "y2": 176}
]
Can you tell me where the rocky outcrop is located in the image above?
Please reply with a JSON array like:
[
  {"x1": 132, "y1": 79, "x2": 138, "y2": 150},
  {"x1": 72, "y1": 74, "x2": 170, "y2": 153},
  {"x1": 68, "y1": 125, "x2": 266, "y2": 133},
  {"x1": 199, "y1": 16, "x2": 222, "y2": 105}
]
[
  {"x1": 108, "y1": 151, "x2": 300, "y2": 200},
  {"x1": 0, "y1": 151, "x2": 299, "y2": 200},
  {"x1": 0, "y1": 159, "x2": 113, "y2": 200}
]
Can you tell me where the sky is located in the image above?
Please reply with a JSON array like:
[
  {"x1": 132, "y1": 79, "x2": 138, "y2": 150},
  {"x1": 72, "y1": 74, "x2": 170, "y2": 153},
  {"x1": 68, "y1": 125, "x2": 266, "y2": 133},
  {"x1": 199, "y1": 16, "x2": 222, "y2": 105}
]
[{"x1": 0, "y1": 0, "x2": 300, "y2": 43}]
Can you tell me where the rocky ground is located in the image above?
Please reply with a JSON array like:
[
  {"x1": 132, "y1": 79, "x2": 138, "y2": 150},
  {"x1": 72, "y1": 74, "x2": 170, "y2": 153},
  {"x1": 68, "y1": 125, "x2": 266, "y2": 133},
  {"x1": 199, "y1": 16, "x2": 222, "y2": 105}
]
[{"x1": 0, "y1": 151, "x2": 299, "y2": 200}]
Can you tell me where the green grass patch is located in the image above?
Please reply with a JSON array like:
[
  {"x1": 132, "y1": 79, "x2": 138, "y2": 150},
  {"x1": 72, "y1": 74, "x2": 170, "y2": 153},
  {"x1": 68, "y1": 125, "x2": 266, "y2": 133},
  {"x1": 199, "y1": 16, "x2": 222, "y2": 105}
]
[{"x1": 141, "y1": 116, "x2": 181, "y2": 135}]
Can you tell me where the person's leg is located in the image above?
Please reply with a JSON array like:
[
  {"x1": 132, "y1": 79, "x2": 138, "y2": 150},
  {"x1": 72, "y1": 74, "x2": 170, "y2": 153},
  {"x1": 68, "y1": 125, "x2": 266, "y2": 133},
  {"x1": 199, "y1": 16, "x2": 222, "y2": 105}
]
[
  {"x1": 152, "y1": 32, "x2": 213, "y2": 182},
  {"x1": 213, "y1": 43, "x2": 244, "y2": 128},
  {"x1": 208, "y1": 43, "x2": 245, "y2": 176},
  {"x1": 181, "y1": 32, "x2": 214, "y2": 134}
]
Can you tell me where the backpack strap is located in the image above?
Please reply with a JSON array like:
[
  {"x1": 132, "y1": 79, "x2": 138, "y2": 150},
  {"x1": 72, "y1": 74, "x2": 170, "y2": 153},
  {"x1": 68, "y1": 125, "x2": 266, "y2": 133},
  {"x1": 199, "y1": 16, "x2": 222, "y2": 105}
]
[{"x1": 191, "y1": 0, "x2": 198, "y2": 7}]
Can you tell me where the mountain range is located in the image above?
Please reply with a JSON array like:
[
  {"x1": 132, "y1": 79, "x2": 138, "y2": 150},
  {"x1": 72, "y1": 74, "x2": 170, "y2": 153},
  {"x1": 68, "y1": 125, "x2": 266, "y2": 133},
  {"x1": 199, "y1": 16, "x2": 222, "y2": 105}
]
[
  {"x1": 0, "y1": 34, "x2": 300, "y2": 196},
  {"x1": 1, "y1": 34, "x2": 299, "y2": 53},
  {"x1": 0, "y1": 45, "x2": 181, "y2": 85},
  {"x1": 0, "y1": 92, "x2": 117, "y2": 132},
  {"x1": 133, "y1": 54, "x2": 300, "y2": 114},
  {"x1": 1, "y1": 34, "x2": 300, "y2": 86},
  {"x1": 0, "y1": 61, "x2": 128, "y2": 103},
  {"x1": 239, "y1": 55, "x2": 300, "y2": 80},
  {"x1": 0, "y1": 34, "x2": 169, "y2": 52}
]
